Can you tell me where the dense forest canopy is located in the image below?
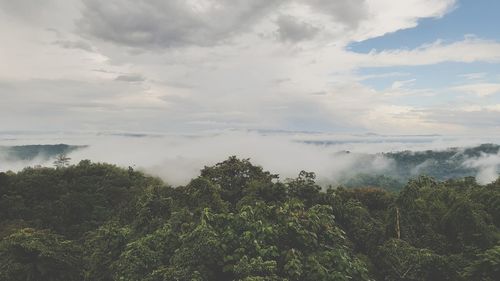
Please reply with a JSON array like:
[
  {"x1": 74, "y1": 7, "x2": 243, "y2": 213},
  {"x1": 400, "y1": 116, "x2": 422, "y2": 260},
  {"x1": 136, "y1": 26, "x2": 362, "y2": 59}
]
[{"x1": 0, "y1": 156, "x2": 499, "y2": 281}]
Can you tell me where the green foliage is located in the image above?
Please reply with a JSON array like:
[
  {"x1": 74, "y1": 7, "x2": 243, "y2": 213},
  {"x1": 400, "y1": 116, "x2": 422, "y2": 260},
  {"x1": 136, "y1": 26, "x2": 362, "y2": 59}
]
[
  {"x1": 464, "y1": 244, "x2": 500, "y2": 281},
  {"x1": 0, "y1": 156, "x2": 499, "y2": 280},
  {"x1": 375, "y1": 239, "x2": 455, "y2": 281},
  {"x1": 215, "y1": 202, "x2": 370, "y2": 281},
  {"x1": 53, "y1": 153, "x2": 71, "y2": 168},
  {"x1": 0, "y1": 228, "x2": 82, "y2": 281},
  {"x1": 0, "y1": 160, "x2": 158, "y2": 238},
  {"x1": 112, "y1": 224, "x2": 178, "y2": 281},
  {"x1": 200, "y1": 156, "x2": 278, "y2": 206},
  {"x1": 83, "y1": 223, "x2": 131, "y2": 281},
  {"x1": 286, "y1": 171, "x2": 322, "y2": 207},
  {"x1": 341, "y1": 174, "x2": 404, "y2": 192}
]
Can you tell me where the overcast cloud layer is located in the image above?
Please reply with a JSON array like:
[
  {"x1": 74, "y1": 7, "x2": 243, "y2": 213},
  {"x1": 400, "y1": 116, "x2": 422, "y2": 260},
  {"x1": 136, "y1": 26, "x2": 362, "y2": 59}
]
[{"x1": 1, "y1": 0, "x2": 499, "y2": 135}]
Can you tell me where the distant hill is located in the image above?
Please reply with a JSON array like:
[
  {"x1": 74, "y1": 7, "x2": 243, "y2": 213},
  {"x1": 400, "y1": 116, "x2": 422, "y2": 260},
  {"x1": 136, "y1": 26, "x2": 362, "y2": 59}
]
[
  {"x1": 0, "y1": 144, "x2": 86, "y2": 162},
  {"x1": 385, "y1": 143, "x2": 500, "y2": 180},
  {"x1": 339, "y1": 144, "x2": 500, "y2": 191}
]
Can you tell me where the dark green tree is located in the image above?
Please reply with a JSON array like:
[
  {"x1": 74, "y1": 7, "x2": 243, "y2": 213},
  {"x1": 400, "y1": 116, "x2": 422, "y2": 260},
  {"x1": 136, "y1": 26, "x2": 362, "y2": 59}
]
[
  {"x1": 53, "y1": 154, "x2": 71, "y2": 168},
  {"x1": 464, "y1": 245, "x2": 500, "y2": 281},
  {"x1": 0, "y1": 228, "x2": 82, "y2": 281}
]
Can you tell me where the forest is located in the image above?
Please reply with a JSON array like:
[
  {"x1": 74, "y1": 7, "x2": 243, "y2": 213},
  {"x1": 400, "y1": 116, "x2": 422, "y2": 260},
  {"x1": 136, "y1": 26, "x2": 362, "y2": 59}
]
[{"x1": 0, "y1": 156, "x2": 499, "y2": 281}]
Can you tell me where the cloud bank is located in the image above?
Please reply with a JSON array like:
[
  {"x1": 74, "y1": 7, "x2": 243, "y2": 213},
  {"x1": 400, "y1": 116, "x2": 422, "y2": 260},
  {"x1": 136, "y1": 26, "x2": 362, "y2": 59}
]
[{"x1": 2, "y1": 132, "x2": 499, "y2": 186}]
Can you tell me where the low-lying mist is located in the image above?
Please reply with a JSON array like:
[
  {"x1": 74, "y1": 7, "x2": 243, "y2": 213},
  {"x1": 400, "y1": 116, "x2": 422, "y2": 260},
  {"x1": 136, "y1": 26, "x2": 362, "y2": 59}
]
[
  {"x1": 1, "y1": 131, "x2": 499, "y2": 186},
  {"x1": 463, "y1": 152, "x2": 500, "y2": 184}
]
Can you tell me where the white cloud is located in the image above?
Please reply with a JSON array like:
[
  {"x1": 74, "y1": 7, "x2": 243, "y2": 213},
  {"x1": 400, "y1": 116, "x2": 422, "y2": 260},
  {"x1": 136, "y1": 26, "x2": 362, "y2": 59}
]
[
  {"x1": 425, "y1": 105, "x2": 500, "y2": 131},
  {"x1": 463, "y1": 152, "x2": 500, "y2": 184},
  {"x1": 459, "y1": 72, "x2": 487, "y2": 80},
  {"x1": 352, "y1": 0, "x2": 455, "y2": 42},
  {"x1": 357, "y1": 38, "x2": 500, "y2": 67},
  {"x1": 1, "y1": 0, "x2": 500, "y2": 136},
  {"x1": 452, "y1": 83, "x2": 500, "y2": 97},
  {"x1": 390, "y1": 79, "x2": 417, "y2": 90}
]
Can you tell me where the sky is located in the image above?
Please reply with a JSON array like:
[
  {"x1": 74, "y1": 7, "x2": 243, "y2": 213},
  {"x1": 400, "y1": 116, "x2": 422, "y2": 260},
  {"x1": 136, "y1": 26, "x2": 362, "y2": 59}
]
[{"x1": 1, "y1": 0, "x2": 500, "y2": 135}]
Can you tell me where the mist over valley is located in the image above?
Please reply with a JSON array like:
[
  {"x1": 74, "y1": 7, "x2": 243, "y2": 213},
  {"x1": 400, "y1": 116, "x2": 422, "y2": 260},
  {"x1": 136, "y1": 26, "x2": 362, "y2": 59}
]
[{"x1": 2, "y1": 131, "x2": 499, "y2": 188}]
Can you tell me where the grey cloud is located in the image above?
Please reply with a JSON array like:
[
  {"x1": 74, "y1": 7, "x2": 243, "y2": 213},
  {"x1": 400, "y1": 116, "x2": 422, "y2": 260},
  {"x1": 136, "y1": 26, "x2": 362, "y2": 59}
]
[
  {"x1": 78, "y1": 0, "x2": 284, "y2": 49},
  {"x1": 92, "y1": 68, "x2": 116, "y2": 74},
  {"x1": 425, "y1": 108, "x2": 500, "y2": 128},
  {"x1": 115, "y1": 74, "x2": 145, "y2": 82},
  {"x1": 270, "y1": 78, "x2": 291, "y2": 85},
  {"x1": 77, "y1": 0, "x2": 370, "y2": 49},
  {"x1": 310, "y1": 91, "x2": 327, "y2": 96},
  {"x1": 1, "y1": 79, "x2": 121, "y2": 106},
  {"x1": 0, "y1": 79, "x2": 156, "y2": 131},
  {"x1": 304, "y1": 0, "x2": 369, "y2": 27},
  {"x1": 162, "y1": 81, "x2": 196, "y2": 89},
  {"x1": 276, "y1": 15, "x2": 319, "y2": 42},
  {"x1": 0, "y1": 0, "x2": 79, "y2": 26},
  {"x1": 53, "y1": 39, "x2": 95, "y2": 52},
  {"x1": 0, "y1": 0, "x2": 53, "y2": 20}
]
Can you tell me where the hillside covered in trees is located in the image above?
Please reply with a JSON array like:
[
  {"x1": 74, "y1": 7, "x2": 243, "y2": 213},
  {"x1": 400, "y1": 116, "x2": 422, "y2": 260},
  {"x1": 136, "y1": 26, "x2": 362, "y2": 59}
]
[
  {"x1": 332, "y1": 143, "x2": 500, "y2": 191},
  {"x1": 0, "y1": 144, "x2": 85, "y2": 162},
  {"x1": 0, "y1": 157, "x2": 499, "y2": 281}
]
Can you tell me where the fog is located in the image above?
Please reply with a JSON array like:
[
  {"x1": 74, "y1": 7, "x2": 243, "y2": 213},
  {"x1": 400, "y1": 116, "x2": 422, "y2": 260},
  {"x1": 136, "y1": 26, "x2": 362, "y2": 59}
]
[
  {"x1": 463, "y1": 151, "x2": 500, "y2": 184},
  {"x1": 1, "y1": 131, "x2": 500, "y2": 186}
]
